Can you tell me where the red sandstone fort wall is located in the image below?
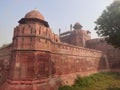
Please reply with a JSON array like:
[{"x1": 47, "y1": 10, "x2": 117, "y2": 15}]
[
  {"x1": 0, "y1": 44, "x2": 12, "y2": 85},
  {"x1": 87, "y1": 39, "x2": 120, "y2": 72},
  {"x1": 25, "y1": 34, "x2": 109, "y2": 85},
  {"x1": 0, "y1": 10, "x2": 119, "y2": 90},
  {"x1": 0, "y1": 24, "x2": 111, "y2": 90},
  {"x1": 5, "y1": 20, "x2": 109, "y2": 89},
  {"x1": 3, "y1": 21, "x2": 109, "y2": 90},
  {"x1": 49, "y1": 42, "x2": 109, "y2": 85}
]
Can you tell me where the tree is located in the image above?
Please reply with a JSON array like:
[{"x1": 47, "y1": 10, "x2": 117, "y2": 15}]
[{"x1": 95, "y1": 0, "x2": 120, "y2": 48}]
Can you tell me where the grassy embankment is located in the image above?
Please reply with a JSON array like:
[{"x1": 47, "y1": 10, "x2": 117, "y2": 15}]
[{"x1": 59, "y1": 72, "x2": 120, "y2": 90}]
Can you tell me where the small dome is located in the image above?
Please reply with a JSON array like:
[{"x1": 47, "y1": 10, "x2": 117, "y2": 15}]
[
  {"x1": 25, "y1": 10, "x2": 45, "y2": 20},
  {"x1": 73, "y1": 22, "x2": 83, "y2": 30}
]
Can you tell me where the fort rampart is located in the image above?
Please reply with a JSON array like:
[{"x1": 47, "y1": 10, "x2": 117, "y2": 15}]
[
  {"x1": 0, "y1": 44, "x2": 12, "y2": 85},
  {"x1": 0, "y1": 10, "x2": 119, "y2": 90}
]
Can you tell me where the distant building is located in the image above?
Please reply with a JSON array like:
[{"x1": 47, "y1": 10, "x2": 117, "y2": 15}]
[{"x1": 60, "y1": 22, "x2": 91, "y2": 47}]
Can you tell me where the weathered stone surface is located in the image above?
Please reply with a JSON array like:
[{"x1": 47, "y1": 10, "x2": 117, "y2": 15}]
[
  {"x1": 0, "y1": 44, "x2": 12, "y2": 86},
  {"x1": 86, "y1": 38, "x2": 120, "y2": 71}
]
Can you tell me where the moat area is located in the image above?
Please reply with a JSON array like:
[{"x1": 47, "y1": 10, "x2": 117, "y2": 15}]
[{"x1": 59, "y1": 72, "x2": 120, "y2": 90}]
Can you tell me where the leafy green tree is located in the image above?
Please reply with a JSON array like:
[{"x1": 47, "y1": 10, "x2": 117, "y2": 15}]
[{"x1": 95, "y1": 0, "x2": 120, "y2": 48}]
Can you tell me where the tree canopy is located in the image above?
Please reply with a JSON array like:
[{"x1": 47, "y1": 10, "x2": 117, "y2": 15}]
[{"x1": 95, "y1": 0, "x2": 120, "y2": 48}]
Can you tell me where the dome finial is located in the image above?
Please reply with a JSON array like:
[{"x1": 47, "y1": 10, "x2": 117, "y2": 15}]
[
  {"x1": 34, "y1": 8, "x2": 38, "y2": 11},
  {"x1": 73, "y1": 22, "x2": 83, "y2": 30}
]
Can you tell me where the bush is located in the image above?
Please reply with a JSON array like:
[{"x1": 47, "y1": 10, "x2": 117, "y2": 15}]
[
  {"x1": 74, "y1": 75, "x2": 94, "y2": 87},
  {"x1": 59, "y1": 85, "x2": 74, "y2": 90}
]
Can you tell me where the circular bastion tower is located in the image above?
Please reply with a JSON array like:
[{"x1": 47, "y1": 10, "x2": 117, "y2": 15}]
[{"x1": 1, "y1": 10, "x2": 60, "y2": 90}]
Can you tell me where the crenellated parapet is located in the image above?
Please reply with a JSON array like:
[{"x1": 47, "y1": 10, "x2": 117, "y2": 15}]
[{"x1": 13, "y1": 21, "x2": 60, "y2": 51}]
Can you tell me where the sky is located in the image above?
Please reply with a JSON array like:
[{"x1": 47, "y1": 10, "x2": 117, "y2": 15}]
[{"x1": 0, "y1": 0, "x2": 113, "y2": 47}]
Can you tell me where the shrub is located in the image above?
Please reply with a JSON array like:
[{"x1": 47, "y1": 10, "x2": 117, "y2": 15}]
[{"x1": 59, "y1": 85, "x2": 74, "y2": 90}]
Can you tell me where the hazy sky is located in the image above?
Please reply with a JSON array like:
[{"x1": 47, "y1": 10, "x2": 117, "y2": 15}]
[{"x1": 0, "y1": 0, "x2": 113, "y2": 46}]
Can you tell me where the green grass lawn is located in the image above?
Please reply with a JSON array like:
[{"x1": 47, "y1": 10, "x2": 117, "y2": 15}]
[{"x1": 59, "y1": 72, "x2": 120, "y2": 90}]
